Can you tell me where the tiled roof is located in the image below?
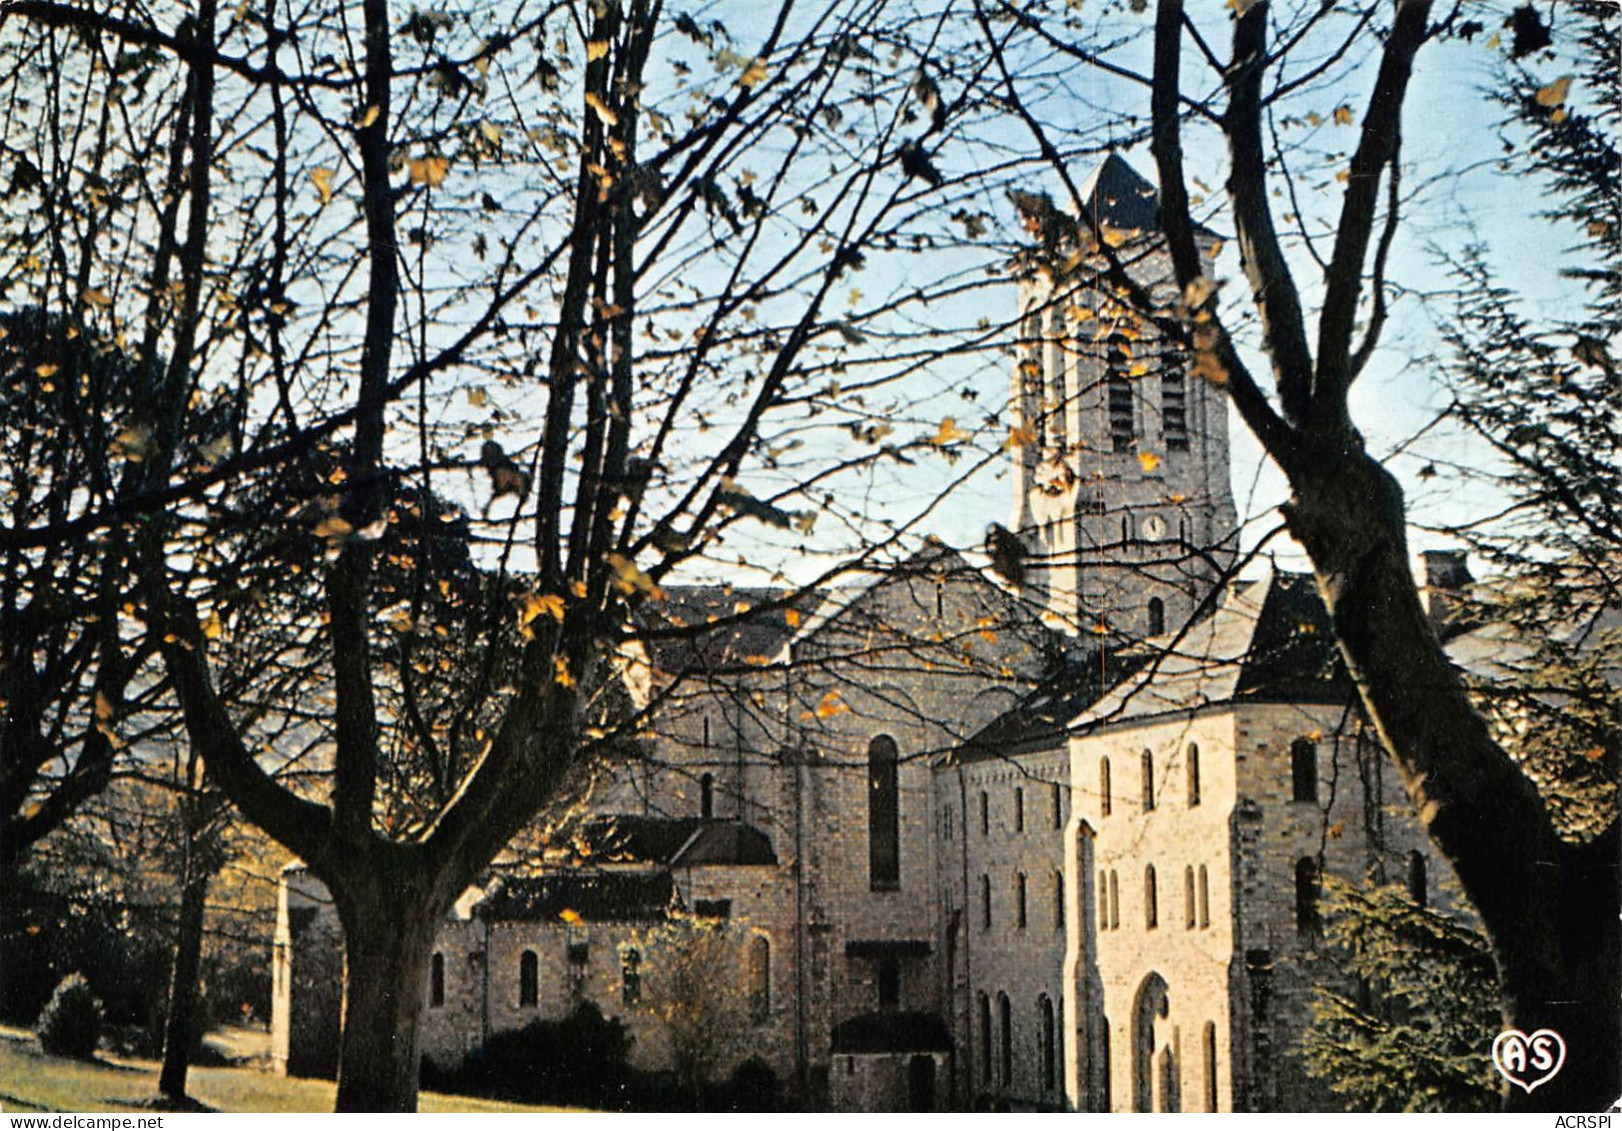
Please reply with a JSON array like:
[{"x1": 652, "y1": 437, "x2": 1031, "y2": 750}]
[
  {"x1": 573, "y1": 814, "x2": 777, "y2": 867},
  {"x1": 473, "y1": 871, "x2": 676, "y2": 923}
]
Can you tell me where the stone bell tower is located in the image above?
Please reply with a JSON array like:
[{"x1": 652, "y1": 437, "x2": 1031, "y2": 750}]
[{"x1": 1008, "y1": 154, "x2": 1236, "y2": 640}]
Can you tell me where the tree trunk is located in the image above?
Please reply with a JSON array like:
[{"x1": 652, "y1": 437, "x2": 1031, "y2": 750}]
[
  {"x1": 331, "y1": 880, "x2": 440, "y2": 1113},
  {"x1": 158, "y1": 864, "x2": 210, "y2": 1101},
  {"x1": 1283, "y1": 442, "x2": 1621, "y2": 1111}
]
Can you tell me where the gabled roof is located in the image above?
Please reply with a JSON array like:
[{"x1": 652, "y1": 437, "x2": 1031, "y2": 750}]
[
  {"x1": 1066, "y1": 568, "x2": 1350, "y2": 731},
  {"x1": 474, "y1": 871, "x2": 677, "y2": 923},
  {"x1": 1079, "y1": 153, "x2": 1163, "y2": 234},
  {"x1": 639, "y1": 586, "x2": 814, "y2": 675}
]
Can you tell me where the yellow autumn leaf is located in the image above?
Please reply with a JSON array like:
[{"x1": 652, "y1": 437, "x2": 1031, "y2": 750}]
[
  {"x1": 570, "y1": 579, "x2": 589, "y2": 598},
  {"x1": 605, "y1": 552, "x2": 662, "y2": 598},
  {"x1": 1128, "y1": 361, "x2": 1149, "y2": 378},
  {"x1": 313, "y1": 515, "x2": 353, "y2": 541},
  {"x1": 1332, "y1": 105, "x2": 1355, "y2": 126},
  {"x1": 740, "y1": 57, "x2": 769, "y2": 89},
  {"x1": 35, "y1": 364, "x2": 58, "y2": 378},
  {"x1": 813, "y1": 690, "x2": 846, "y2": 718},
  {"x1": 358, "y1": 105, "x2": 380, "y2": 128},
  {"x1": 466, "y1": 385, "x2": 489, "y2": 408},
  {"x1": 554, "y1": 655, "x2": 576, "y2": 688},
  {"x1": 480, "y1": 120, "x2": 503, "y2": 146},
  {"x1": 1137, "y1": 452, "x2": 1162, "y2": 473},
  {"x1": 112, "y1": 424, "x2": 156, "y2": 462},
  {"x1": 785, "y1": 608, "x2": 802, "y2": 628},
  {"x1": 94, "y1": 691, "x2": 115, "y2": 720},
  {"x1": 517, "y1": 591, "x2": 566, "y2": 628},
  {"x1": 585, "y1": 92, "x2": 618, "y2": 127},
  {"x1": 559, "y1": 908, "x2": 582, "y2": 924},
  {"x1": 1535, "y1": 76, "x2": 1573, "y2": 108},
  {"x1": 311, "y1": 166, "x2": 335, "y2": 204},
  {"x1": 1006, "y1": 423, "x2": 1038, "y2": 450},
  {"x1": 585, "y1": 40, "x2": 610, "y2": 61},
  {"x1": 930, "y1": 417, "x2": 969, "y2": 446},
  {"x1": 1099, "y1": 224, "x2": 1136, "y2": 248},
  {"x1": 408, "y1": 155, "x2": 450, "y2": 187},
  {"x1": 82, "y1": 287, "x2": 111, "y2": 309},
  {"x1": 201, "y1": 612, "x2": 223, "y2": 640}
]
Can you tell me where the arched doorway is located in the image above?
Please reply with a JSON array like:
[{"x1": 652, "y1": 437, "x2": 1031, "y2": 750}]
[{"x1": 1131, "y1": 972, "x2": 1170, "y2": 1112}]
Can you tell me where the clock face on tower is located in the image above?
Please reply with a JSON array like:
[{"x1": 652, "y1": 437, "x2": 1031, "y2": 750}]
[{"x1": 1142, "y1": 515, "x2": 1167, "y2": 540}]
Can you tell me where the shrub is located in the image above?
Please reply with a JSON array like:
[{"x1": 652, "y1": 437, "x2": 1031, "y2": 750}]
[
  {"x1": 441, "y1": 1002, "x2": 636, "y2": 1109},
  {"x1": 38, "y1": 973, "x2": 103, "y2": 1059}
]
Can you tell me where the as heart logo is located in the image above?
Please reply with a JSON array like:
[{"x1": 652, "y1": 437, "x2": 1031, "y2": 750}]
[{"x1": 1491, "y1": 1029, "x2": 1566, "y2": 1094}]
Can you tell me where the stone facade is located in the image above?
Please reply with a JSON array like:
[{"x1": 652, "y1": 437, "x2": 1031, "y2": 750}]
[{"x1": 270, "y1": 155, "x2": 1481, "y2": 1112}]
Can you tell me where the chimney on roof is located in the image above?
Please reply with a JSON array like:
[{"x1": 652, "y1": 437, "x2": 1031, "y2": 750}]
[{"x1": 1420, "y1": 550, "x2": 1474, "y2": 631}]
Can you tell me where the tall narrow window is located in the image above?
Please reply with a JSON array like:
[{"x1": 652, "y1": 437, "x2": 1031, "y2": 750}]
[
  {"x1": 1145, "y1": 865, "x2": 1159, "y2": 930},
  {"x1": 1016, "y1": 872, "x2": 1028, "y2": 930},
  {"x1": 1098, "y1": 870, "x2": 1110, "y2": 931},
  {"x1": 998, "y1": 992, "x2": 1013, "y2": 1087},
  {"x1": 1198, "y1": 864, "x2": 1210, "y2": 929},
  {"x1": 1054, "y1": 870, "x2": 1065, "y2": 931},
  {"x1": 1039, "y1": 994, "x2": 1057, "y2": 1093},
  {"x1": 430, "y1": 952, "x2": 445, "y2": 1008},
  {"x1": 981, "y1": 874, "x2": 992, "y2": 931},
  {"x1": 868, "y1": 735, "x2": 900, "y2": 890},
  {"x1": 1147, "y1": 596, "x2": 1166, "y2": 635},
  {"x1": 1014, "y1": 787, "x2": 1025, "y2": 832},
  {"x1": 877, "y1": 956, "x2": 900, "y2": 1010},
  {"x1": 520, "y1": 949, "x2": 539, "y2": 1007},
  {"x1": 1202, "y1": 1022, "x2": 1218, "y2": 1112},
  {"x1": 979, "y1": 994, "x2": 993, "y2": 1084},
  {"x1": 1046, "y1": 308, "x2": 1068, "y2": 454},
  {"x1": 1109, "y1": 870, "x2": 1120, "y2": 930},
  {"x1": 1162, "y1": 354, "x2": 1189, "y2": 450},
  {"x1": 1141, "y1": 750, "x2": 1156, "y2": 812},
  {"x1": 1107, "y1": 334, "x2": 1135, "y2": 451},
  {"x1": 1295, "y1": 857, "x2": 1321, "y2": 938},
  {"x1": 748, "y1": 936, "x2": 770, "y2": 1020},
  {"x1": 980, "y1": 790, "x2": 990, "y2": 836},
  {"x1": 1291, "y1": 738, "x2": 1318, "y2": 803},
  {"x1": 1052, "y1": 782, "x2": 1063, "y2": 829},
  {"x1": 622, "y1": 947, "x2": 642, "y2": 1005},
  {"x1": 1187, "y1": 743, "x2": 1201, "y2": 807},
  {"x1": 1185, "y1": 866, "x2": 1197, "y2": 929},
  {"x1": 1100, "y1": 757, "x2": 1112, "y2": 819},
  {"x1": 700, "y1": 772, "x2": 715, "y2": 819},
  {"x1": 1408, "y1": 850, "x2": 1428, "y2": 908}
]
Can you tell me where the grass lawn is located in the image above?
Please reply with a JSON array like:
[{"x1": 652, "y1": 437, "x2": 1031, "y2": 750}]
[{"x1": 0, "y1": 1030, "x2": 574, "y2": 1113}]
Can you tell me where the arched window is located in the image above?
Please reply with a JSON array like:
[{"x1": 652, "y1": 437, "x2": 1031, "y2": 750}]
[
  {"x1": 1109, "y1": 870, "x2": 1120, "y2": 930},
  {"x1": 981, "y1": 874, "x2": 992, "y2": 931},
  {"x1": 1295, "y1": 857, "x2": 1321, "y2": 937},
  {"x1": 1054, "y1": 870, "x2": 1065, "y2": 931},
  {"x1": 1186, "y1": 743, "x2": 1201, "y2": 807},
  {"x1": 519, "y1": 949, "x2": 539, "y2": 1007},
  {"x1": 1145, "y1": 865, "x2": 1159, "y2": 930},
  {"x1": 998, "y1": 992, "x2": 1014, "y2": 1087},
  {"x1": 1408, "y1": 850, "x2": 1428, "y2": 908},
  {"x1": 430, "y1": 952, "x2": 445, "y2": 1008},
  {"x1": 1147, "y1": 596, "x2": 1166, "y2": 636},
  {"x1": 1016, "y1": 872, "x2": 1029, "y2": 929},
  {"x1": 700, "y1": 772, "x2": 715, "y2": 819},
  {"x1": 868, "y1": 735, "x2": 900, "y2": 891},
  {"x1": 1198, "y1": 864, "x2": 1210, "y2": 929},
  {"x1": 980, "y1": 790, "x2": 990, "y2": 836},
  {"x1": 748, "y1": 936, "x2": 770, "y2": 1021},
  {"x1": 1291, "y1": 738, "x2": 1318, "y2": 803},
  {"x1": 1141, "y1": 750, "x2": 1156, "y2": 812},
  {"x1": 1014, "y1": 787, "x2": 1025, "y2": 832},
  {"x1": 622, "y1": 946, "x2": 642, "y2": 1005},
  {"x1": 1202, "y1": 1022, "x2": 1218, "y2": 1112},
  {"x1": 1051, "y1": 781, "x2": 1063, "y2": 829},
  {"x1": 1184, "y1": 866, "x2": 1196, "y2": 929},
  {"x1": 1100, "y1": 757, "x2": 1113, "y2": 818},
  {"x1": 979, "y1": 993, "x2": 993, "y2": 1083},
  {"x1": 1039, "y1": 994, "x2": 1057, "y2": 1093}
]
